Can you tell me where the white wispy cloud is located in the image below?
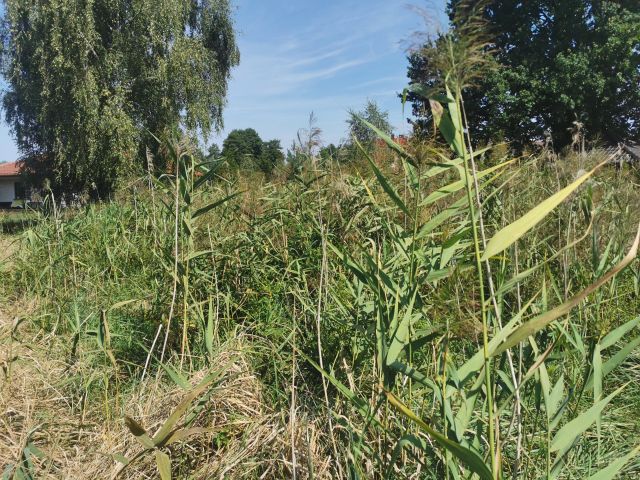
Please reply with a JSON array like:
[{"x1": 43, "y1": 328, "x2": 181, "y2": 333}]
[{"x1": 214, "y1": 0, "x2": 443, "y2": 148}]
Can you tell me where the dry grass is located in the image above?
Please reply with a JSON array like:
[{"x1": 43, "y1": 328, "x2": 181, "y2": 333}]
[
  {"x1": 0, "y1": 234, "x2": 19, "y2": 268},
  {"x1": 0, "y1": 307, "x2": 334, "y2": 479}
]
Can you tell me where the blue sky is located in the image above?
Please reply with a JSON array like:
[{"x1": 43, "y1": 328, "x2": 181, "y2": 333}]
[
  {"x1": 214, "y1": 0, "x2": 447, "y2": 150},
  {"x1": 0, "y1": 0, "x2": 447, "y2": 160}
]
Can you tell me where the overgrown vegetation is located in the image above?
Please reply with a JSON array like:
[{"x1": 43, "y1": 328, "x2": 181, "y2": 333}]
[
  {"x1": 0, "y1": 210, "x2": 39, "y2": 235},
  {"x1": 1, "y1": 1, "x2": 639, "y2": 479},
  {"x1": 1, "y1": 115, "x2": 639, "y2": 478}
]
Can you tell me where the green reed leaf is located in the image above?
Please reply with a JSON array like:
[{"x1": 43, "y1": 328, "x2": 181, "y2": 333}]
[{"x1": 482, "y1": 159, "x2": 609, "y2": 261}]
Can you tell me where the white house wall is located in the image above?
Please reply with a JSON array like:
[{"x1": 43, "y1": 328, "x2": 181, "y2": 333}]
[{"x1": 0, "y1": 177, "x2": 17, "y2": 203}]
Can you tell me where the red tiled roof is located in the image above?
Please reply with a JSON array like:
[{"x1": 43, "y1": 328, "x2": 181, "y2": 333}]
[
  {"x1": 0, "y1": 162, "x2": 20, "y2": 177},
  {"x1": 375, "y1": 135, "x2": 410, "y2": 148}
]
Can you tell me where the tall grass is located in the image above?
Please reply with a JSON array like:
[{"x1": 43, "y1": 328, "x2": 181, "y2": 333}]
[
  {"x1": 1, "y1": 114, "x2": 639, "y2": 478},
  {"x1": 311, "y1": 83, "x2": 640, "y2": 479}
]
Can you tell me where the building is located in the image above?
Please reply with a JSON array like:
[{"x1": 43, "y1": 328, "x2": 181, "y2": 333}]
[
  {"x1": 604, "y1": 142, "x2": 640, "y2": 168},
  {"x1": 622, "y1": 143, "x2": 640, "y2": 163},
  {"x1": 0, "y1": 162, "x2": 25, "y2": 208},
  {"x1": 375, "y1": 135, "x2": 410, "y2": 149}
]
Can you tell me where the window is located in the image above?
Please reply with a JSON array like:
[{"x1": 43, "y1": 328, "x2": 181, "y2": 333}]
[{"x1": 14, "y1": 181, "x2": 25, "y2": 200}]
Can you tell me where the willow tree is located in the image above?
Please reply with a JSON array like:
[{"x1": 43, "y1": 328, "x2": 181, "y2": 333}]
[{"x1": 1, "y1": 0, "x2": 239, "y2": 197}]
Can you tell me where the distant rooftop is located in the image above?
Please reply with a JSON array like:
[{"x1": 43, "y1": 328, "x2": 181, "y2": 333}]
[{"x1": 0, "y1": 161, "x2": 19, "y2": 177}]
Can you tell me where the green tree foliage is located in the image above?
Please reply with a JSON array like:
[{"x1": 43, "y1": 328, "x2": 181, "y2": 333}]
[
  {"x1": 205, "y1": 144, "x2": 222, "y2": 163},
  {"x1": 407, "y1": 0, "x2": 640, "y2": 148},
  {"x1": 221, "y1": 128, "x2": 263, "y2": 168},
  {"x1": 319, "y1": 144, "x2": 339, "y2": 162},
  {"x1": 347, "y1": 100, "x2": 393, "y2": 146},
  {"x1": 221, "y1": 128, "x2": 283, "y2": 174},
  {"x1": 285, "y1": 143, "x2": 305, "y2": 176},
  {"x1": 0, "y1": 0, "x2": 240, "y2": 196},
  {"x1": 258, "y1": 139, "x2": 284, "y2": 175}
]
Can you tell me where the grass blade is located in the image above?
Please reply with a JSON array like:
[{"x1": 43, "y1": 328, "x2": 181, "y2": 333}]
[
  {"x1": 384, "y1": 390, "x2": 493, "y2": 480},
  {"x1": 155, "y1": 451, "x2": 172, "y2": 480},
  {"x1": 357, "y1": 117, "x2": 412, "y2": 161},
  {"x1": 550, "y1": 385, "x2": 626, "y2": 452},
  {"x1": 124, "y1": 416, "x2": 154, "y2": 449},
  {"x1": 593, "y1": 344, "x2": 603, "y2": 438},
  {"x1": 152, "y1": 374, "x2": 217, "y2": 446},
  {"x1": 360, "y1": 142, "x2": 411, "y2": 218},
  {"x1": 192, "y1": 192, "x2": 241, "y2": 219},
  {"x1": 482, "y1": 158, "x2": 610, "y2": 261},
  {"x1": 585, "y1": 335, "x2": 640, "y2": 390},
  {"x1": 493, "y1": 223, "x2": 640, "y2": 356},
  {"x1": 586, "y1": 445, "x2": 640, "y2": 480},
  {"x1": 161, "y1": 363, "x2": 190, "y2": 390},
  {"x1": 164, "y1": 428, "x2": 216, "y2": 446},
  {"x1": 205, "y1": 298, "x2": 214, "y2": 357},
  {"x1": 386, "y1": 288, "x2": 418, "y2": 366},
  {"x1": 600, "y1": 316, "x2": 640, "y2": 350}
]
